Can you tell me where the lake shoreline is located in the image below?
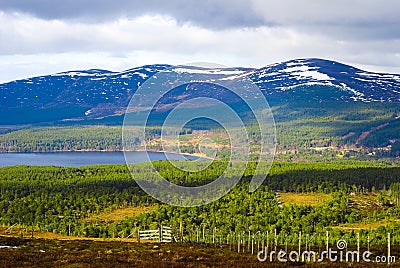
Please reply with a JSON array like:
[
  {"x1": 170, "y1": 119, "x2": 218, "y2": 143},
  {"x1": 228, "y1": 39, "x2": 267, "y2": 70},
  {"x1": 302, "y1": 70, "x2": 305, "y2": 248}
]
[
  {"x1": 0, "y1": 151, "x2": 210, "y2": 167},
  {"x1": 0, "y1": 149, "x2": 212, "y2": 160}
]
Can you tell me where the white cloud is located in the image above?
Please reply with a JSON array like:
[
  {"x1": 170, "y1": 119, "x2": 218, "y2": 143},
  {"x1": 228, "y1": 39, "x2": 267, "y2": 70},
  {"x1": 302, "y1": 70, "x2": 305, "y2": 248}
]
[
  {"x1": 250, "y1": 0, "x2": 400, "y2": 25},
  {"x1": 0, "y1": 3, "x2": 399, "y2": 83}
]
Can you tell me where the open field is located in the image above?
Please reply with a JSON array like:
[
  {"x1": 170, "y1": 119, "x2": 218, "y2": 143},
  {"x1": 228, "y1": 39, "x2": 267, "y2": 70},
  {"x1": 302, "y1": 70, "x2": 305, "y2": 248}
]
[
  {"x1": 278, "y1": 192, "x2": 332, "y2": 206},
  {"x1": 335, "y1": 219, "x2": 400, "y2": 231},
  {"x1": 348, "y1": 193, "x2": 384, "y2": 213},
  {"x1": 83, "y1": 205, "x2": 157, "y2": 224},
  {"x1": 0, "y1": 227, "x2": 137, "y2": 243}
]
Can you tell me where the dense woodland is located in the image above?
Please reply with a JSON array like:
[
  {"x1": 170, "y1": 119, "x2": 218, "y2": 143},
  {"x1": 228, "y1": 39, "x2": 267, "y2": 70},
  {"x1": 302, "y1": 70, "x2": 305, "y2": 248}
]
[
  {"x1": 0, "y1": 101, "x2": 399, "y2": 157},
  {"x1": 0, "y1": 126, "x2": 125, "y2": 152},
  {"x1": 1, "y1": 162, "x2": 400, "y2": 245}
]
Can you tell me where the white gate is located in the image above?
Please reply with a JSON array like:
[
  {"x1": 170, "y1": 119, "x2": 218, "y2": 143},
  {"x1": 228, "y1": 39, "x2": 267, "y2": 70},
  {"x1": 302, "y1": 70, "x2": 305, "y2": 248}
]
[{"x1": 139, "y1": 226, "x2": 175, "y2": 242}]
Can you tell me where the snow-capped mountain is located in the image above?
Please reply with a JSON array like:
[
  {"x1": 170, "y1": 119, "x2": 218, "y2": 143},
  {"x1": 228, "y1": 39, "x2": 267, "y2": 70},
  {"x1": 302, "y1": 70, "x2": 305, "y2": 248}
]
[
  {"x1": 247, "y1": 58, "x2": 400, "y2": 102},
  {"x1": 0, "y1": 64, "x2": 170, "y2": 110},
  {"x1": 0, "y1": 59, "x2": 399, "y2": 124}
]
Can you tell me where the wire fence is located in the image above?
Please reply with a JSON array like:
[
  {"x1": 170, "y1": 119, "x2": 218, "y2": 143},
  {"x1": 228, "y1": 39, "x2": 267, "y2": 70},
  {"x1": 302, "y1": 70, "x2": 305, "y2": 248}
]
[{"x1": 131, "y1": 224, "x2": 396, "y2": 260}]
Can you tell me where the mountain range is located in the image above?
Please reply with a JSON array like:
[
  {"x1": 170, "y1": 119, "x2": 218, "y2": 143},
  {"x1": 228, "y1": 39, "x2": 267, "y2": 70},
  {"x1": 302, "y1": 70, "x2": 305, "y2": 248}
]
[{"x1": 0, "y1": 58, "x2": 399, "y2": 125}]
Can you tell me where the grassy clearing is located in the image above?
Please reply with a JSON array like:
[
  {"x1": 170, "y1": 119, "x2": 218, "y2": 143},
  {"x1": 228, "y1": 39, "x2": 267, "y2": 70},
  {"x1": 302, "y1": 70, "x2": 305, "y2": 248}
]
[
  {"x1": 278, "y1": 192, "x2": 332, "y2": 206},
  {"x1": 0, "y1": 227, "x2": 137, "y2": 242},
  {"x1": 334, "y1": 193, "x2": 396, "y2": 231},
  {"x1": 335, "y1": 219, "x2": 400, "y2": 231},
  {"x1": 83, "y1": 205, "x2": 157, "y2": 224},
  {"x1": 348, "y1": 193, "x2": 383, "y2": 214}
]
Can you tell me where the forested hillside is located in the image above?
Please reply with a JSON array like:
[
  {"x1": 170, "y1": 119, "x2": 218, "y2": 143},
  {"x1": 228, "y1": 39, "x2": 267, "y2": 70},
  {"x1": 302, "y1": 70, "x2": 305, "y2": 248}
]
[
  {"x1": 1, "y1": 162, "x2": 400, "y2": 245},
  {"x1": 1, "y1": 99, "x2": 399, "y2": 159}
]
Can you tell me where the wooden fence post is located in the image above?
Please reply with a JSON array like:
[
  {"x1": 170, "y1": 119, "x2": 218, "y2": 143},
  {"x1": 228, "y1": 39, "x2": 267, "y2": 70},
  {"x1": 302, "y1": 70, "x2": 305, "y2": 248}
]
[
  {"x1": 262, "y1": 232, "x2": 265, "y2": 252},
  {"x1": 388, "y1": 232, "x2": 391, "y2": 262},
  {"x1": 213, "y1": 227, "x2": 216, "y2": 244},
  {"x1": 298, "y1": 231, "x2": 301, "y2": 254},
  {"x1": 238, "y1": 234, "x2": 240, "y2": 253},
  {"x1": 180, "y1": 221, "x2": 183, "y2": 242},
  {"x1": 252, "y1": 235, "x2": 254, "y2": 255},
  {"x1": 248, "y1": 230, "x2": 251, "y2": 252},
  {"x1": 326, "y1": 231, "x2": 329, "y2": 253}
]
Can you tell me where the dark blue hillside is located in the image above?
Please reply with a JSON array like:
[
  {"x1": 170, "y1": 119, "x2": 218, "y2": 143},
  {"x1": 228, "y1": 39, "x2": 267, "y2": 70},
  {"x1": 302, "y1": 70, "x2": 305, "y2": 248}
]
[
  {"x1": 0, "y1": 65, "x2": 171, "y2": 123},
  {"x1": 0, "y1": 59, "x2": 399, "y2": 124},
  {"x1": 0, "y1": 64, "x2": 170, "y2": 110}
]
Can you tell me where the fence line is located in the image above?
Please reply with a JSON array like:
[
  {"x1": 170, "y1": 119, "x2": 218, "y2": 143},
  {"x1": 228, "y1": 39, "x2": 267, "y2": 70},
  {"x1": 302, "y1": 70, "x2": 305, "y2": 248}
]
[
  {"x1": 170, "y1": 225, "x2": 396, "y2": 257},
  {"x1": 122, "y1": 223, "x2": 396, "y2": 259}
]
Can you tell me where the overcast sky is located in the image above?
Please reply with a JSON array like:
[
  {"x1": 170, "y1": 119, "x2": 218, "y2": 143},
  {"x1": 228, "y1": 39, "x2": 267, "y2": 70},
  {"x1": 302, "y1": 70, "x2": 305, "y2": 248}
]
[{"x1": 0, "y1": 0, "x2": 399, "y2": 83}]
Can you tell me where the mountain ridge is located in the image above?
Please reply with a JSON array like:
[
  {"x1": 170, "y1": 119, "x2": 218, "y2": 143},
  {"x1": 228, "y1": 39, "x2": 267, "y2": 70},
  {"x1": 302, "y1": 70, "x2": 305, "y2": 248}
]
[{"x1": 0, "y1": 58, "x2": 399, "y2": 125}]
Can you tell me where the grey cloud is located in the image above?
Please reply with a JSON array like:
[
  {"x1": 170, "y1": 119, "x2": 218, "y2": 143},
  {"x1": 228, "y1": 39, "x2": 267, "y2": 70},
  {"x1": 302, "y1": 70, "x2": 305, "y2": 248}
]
[
  {"x1": 0, "y1": 0, "x2": 399, "y2": 81},
  {"x1": 296, "y1": 22, "x2": 400, "y2": 41},
  {"x1": 1, "y1": 0, "x2": 399, "y2": 41},
  {"x1": 249, "y1": 0, "x2": 400, "y2": 41},
  {"x1": 2, "y1": 0, "x2": 400, "y2": 27},
  {"x1": 0, "y1": 0, "x2": 265, "y2": 29},
  {"x1": 251, "y1": 0, "x2": 400, "y2": 24}
]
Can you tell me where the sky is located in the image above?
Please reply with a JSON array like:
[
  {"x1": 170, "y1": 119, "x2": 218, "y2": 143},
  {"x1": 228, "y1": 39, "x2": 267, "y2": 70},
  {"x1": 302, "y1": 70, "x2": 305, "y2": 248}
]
[{"x1": 0, "y1": 0, "x2": 399, "y2": 83}]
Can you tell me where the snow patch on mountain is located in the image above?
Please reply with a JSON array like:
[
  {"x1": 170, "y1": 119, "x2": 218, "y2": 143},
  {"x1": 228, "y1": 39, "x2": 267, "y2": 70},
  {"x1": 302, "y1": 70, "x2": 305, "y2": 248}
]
[
  {"x1": 248, "y1": 58, "x2": 400, "y2": 102},
  {"x1": 173, "y1": 67, "x2": 246, "y2": 76}
]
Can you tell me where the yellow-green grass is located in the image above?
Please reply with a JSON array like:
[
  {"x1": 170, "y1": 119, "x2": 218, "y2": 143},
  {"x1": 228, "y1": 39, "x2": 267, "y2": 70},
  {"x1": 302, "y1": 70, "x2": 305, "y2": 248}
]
[
  {"x1": 83, "y1": 205, "x2": 156, "y2": 224},
  {"x1": 279, "y1": 192, "x2": 332, "y2": 206},
  {"x1": 0, "y1": 226, "x2": 137, "y2": 242},
  {"x1": 334, "y1": 219, "x2": 400, "y2": 232}
]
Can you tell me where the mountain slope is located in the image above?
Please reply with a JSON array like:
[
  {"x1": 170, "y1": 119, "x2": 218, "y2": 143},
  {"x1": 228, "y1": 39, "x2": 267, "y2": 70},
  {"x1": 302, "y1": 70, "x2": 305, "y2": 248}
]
[
  {"x1": 249, "y1": 58, "x2": 400, "y2": 102},
  {"x1": 0, "y1": 65, "x2": 171, "y2": 123},
  {"x1": 0, "y1": 59, "x2": 399, "y2": 125}
]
